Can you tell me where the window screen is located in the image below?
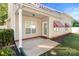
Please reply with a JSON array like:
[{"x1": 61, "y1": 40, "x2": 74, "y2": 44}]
[{"x1": 25, "y1": 21, "x2": 36, "y2": 34}]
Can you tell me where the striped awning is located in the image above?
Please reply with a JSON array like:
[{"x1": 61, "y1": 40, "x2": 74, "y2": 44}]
[{"x1": 53, "y1": 21, "x2": 64, "y2": 27}]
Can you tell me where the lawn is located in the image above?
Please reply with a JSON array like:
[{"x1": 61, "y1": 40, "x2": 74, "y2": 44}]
[
  {"x1": 61, "y1": 33, "x2": 79, "y2": 50},
  {"x1": 42, "y1": 33, "x2": 79, "y2": 56}
]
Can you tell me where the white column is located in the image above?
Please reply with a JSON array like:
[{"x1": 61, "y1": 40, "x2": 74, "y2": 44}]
[
  {"x1": 48, "y1": 17, "x2": 53, "y2": 38},
  {"x1": 19, "y1": 4, "x2": 23, "y2": 48}
]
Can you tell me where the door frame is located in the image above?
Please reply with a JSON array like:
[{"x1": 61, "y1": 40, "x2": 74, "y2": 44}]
[{"x1": 42, "y1": 21, "x2": 48, "y2": 37}]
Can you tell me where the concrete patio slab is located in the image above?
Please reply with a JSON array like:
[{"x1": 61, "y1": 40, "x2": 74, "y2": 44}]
[{"x1": 16, "y1": 37, "x2": 59, "y2": 56}]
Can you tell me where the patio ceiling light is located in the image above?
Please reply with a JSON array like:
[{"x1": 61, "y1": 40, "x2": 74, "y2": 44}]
[{"x1": 32, "y1": 14, "x2": 35, "y2": 16}]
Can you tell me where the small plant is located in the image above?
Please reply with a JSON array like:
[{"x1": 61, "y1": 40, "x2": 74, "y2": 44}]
[{"x1": 0, "y1": 47, "x2": 16, "y2": 56}]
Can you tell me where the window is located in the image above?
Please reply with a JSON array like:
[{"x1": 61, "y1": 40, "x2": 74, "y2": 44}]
[{"x1": 25, "y1": 21, "x2": 36, "y2": 34}]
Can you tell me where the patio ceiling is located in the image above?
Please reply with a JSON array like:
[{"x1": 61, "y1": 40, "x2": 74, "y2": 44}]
[
  {"x1": 22, "y1": 10, "x2": 47, "y2": 19},
  {"x1": 16, "y1": 10, "x2": 47, "y2": 19}
]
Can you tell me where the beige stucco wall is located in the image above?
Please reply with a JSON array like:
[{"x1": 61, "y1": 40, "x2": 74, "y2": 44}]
[
  {"x1": 15, "y1": 15, "x2": 43, "y2": 40},
  {"x1": 48, "y1": 16, "x2": 72, "y2": 38},
  {"x1": 23, "y1": 16, "x2": 42, "y2": 39}
]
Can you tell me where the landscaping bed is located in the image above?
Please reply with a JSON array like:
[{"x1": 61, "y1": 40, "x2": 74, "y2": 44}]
[
  {"x1": 0, "y1": 47, "x2": 16, "y2": 56},
  {"x1": 0, "y1": 29, "x2": 20, "y2": 56}
]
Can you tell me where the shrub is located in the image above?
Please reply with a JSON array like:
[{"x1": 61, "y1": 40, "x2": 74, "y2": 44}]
[
  {"x1": 0, "y1": 47, "x2": 16, "y2": 56},
  {"x1": 0, "y1": 29, "x2": 14, "y2": 48}
]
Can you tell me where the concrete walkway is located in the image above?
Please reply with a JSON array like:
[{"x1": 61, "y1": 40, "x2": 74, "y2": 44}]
[{"x1": 16, "y1": 37, "x2": 59, "y2": 56}]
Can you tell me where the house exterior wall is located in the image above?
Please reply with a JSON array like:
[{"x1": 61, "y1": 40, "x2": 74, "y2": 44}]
[
  {"x1": 15, "y1": 15, "x2": 43, "y2": 40},
  {"x1": 48, "y1": 16, "x2": 72, "y2": 38},
  {"x1": 8, "y1": 3, "x2": 73, "y2": 40},
  {"x1": 41, "y1": 17, "x2": 49, "y2": 37},
  {"x1": 61, "y1": 13, "x2": 73, "y2": 26},
  {"x1": 23, "y1": 16, "x2": 42, "y2": 39}
]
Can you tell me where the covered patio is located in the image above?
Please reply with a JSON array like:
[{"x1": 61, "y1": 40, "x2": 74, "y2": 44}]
[{"x1": 10, "y1": 3, "x2": 63, "y2": 56}]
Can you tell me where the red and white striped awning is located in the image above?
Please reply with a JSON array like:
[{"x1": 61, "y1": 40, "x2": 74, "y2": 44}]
[{"x1": 53, "y1": 21, "x2": 64, "y2": 27}]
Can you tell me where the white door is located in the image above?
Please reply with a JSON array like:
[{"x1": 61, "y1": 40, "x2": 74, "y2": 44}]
[{"x1": 42, "y1": 21, "x2": 48, "y2": 36}]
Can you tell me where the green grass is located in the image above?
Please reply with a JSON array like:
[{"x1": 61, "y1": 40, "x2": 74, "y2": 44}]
[
  {"x1": 50, "y1": 46, "x2": 79, "y2": 56},
  {"x1": 43, "y1": 33, "x2": 79, "y2": 56},
  {"x1": 62, "y1": 33, "x2": 79, "y2": 50}
]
